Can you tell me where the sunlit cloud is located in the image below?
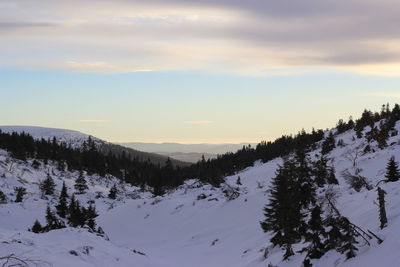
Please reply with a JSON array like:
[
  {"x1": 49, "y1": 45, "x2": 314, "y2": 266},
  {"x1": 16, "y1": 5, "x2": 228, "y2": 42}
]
[
  {"x1": 2, "y1": 0, "x2": 400, "y2": 75},
  {"x1": 184, "y1": 121, "x2": 213, "y2": 124}
]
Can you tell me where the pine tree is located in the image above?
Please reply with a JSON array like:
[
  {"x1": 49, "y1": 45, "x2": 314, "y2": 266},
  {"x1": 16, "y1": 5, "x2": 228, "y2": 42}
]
[
  {"x1": 45, "y1": 205, "x2": 64, "y2": 231},
  {"x1": 74, "y1": 170, "x2": 88, "y2": 194},
  {"x1": 260, "y1": 158, "x2": 303, "y2": 260},
  {"x1": 68, "y1": 194, "x2": 81, "y2": 227},
  {"x1": 31, "y1": 220, "x2": 43, "y2": 233},
  {"x1": 337, "y1": 217, "x2": 359, "y2": 259},
  {"x1": 294, "y1": 150, "x2": 316, "y2": 209},
  {"x1": 56, "y1": 182, "x2": 69, "y2": 218},
  {"x1": 325, "y1": 216, "x2": 344, "y2": 251},
  {"x1": 108, "y1": 184, "x2": 118, "y2": 199},
  {"x1": 385, "y1": 156, "x2": 400, "y2": 182},
  {"x1": 305, "y1": 205, "x2": 326, "y2": 259},
  {"x1": 14, "y1": 187, "x2": 26, "y2": 202},
  {"x1": 40, "y1": 174, "x2": 56, "y2": 195},
  {"x1": 321, "y1": 132, "x2": 336, "y2": 155},
  {"x1": 377, "y1": 187, "x2": 388, "y2": 229},
  {"x1": 86, "y1": 203, "x2": 98, "y2": 230},
  {"x1": 0, "y1": 190, "x2": 6, "y2": 204}
]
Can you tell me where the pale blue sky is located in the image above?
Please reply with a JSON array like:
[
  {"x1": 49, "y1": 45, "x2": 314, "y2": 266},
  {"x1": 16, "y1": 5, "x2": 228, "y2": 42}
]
[
  {"x1": 1, "y1": 69, "x2": 399, "y2": 143},
  {"x1": 1, "y1": 0, "x2": 400, "y2": 143}
]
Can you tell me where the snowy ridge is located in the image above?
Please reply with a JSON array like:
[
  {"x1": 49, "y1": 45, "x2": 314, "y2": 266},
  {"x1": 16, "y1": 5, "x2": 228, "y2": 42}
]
[
  {"x1": 1, "y1": 122, "x2": 400, "y2": 266},
  {"x1": 0, "y1": 126, "x2": 102, "y2": 149}
]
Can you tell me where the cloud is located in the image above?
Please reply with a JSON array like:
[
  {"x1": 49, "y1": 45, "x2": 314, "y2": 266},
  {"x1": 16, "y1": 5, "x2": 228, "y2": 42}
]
[
  {"x1": 65, "y1": 61, "x2": 153, "y2": 72},
  {"x1": 79, "y1": 120, "x2": 108, "y2": 123},
  {"x1": 2, "y1": 0, "x2": 400, "y2": 75},
  {"x1": 184, "y1": 120, "x2": 213, "y2": 124}
]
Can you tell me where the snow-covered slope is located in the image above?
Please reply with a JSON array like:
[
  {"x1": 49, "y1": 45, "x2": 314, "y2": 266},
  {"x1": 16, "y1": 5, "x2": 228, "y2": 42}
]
[
  {"x1": 0, "y1": 125, "x2": 189, "y2": 166},
  {"x1": 1, "y1": 122, "x2": 400, "y2": 266},
  {"x1": 0, "y1": 126, "x2": 101, "y2": 148}
]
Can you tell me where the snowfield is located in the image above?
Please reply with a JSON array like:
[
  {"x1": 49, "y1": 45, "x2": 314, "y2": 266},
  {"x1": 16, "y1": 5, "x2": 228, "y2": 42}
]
[{"x1": 1, "y1": 124, "x2": 400, "y2": 266}]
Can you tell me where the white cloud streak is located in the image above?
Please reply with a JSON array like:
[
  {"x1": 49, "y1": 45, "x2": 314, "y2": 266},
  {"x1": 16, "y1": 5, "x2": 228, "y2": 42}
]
[{"x1": 2, "y1": 0, "x2": 400, "y2": 75}]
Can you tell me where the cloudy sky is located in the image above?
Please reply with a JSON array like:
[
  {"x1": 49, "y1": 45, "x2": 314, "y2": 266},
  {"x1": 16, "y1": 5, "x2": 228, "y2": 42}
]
[{"x1": 1, "y1": 0, "x2": 400, "y2": 143}]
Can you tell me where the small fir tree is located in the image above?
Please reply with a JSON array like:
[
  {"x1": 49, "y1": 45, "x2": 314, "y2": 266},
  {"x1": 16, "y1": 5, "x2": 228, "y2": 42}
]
[
  {"x1": 0, "y1": 190, "x2": 6, "y2": 204},
  {"x1": 74, "y1": 170, "x2": 88, "y2": 194},
  {"x1": 305, "y1": 205, "x2": 327, "y2": 259},
  {"x1": 86, "y1": 203, "x2": 98, "y2": 230},
  {"x1": 337, "y1": 217, "x2": 359, "y2": 259},
  {"x1": 56, "y1": 182, "x2": 69, "y2": 218},
  {"x1": 108, "y1": 184, "x2": 118, "y2": 199},
  {"x1": 40, "y1": 174, "x2": 56, "y2": 195},
  {"x1": 321, "y1": 132, "x2": 336, "y2": 155},
  {"x1": 14, "y1": 187, "x2": 26, "y2": 202},
  {"x1": 31, "y1": 220, "x2": 43, "y2": 233},
  {"x1": 385, "y1": 156, "x2": 400, "y2": 182}
]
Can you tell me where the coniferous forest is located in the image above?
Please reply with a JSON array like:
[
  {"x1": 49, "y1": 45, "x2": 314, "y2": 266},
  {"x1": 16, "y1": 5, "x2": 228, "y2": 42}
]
[{"x1": 1, "y1": 104, "x2": 400, "y2": 196}]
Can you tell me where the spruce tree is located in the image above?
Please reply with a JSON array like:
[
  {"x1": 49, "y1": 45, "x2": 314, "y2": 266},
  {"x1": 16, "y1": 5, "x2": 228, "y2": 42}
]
[
  {"x1": 337, "y1": 217, "x2": 359, "y2": 259},
  {"x1": 45, "y1": 205, "x2": 64, "y2": 231},
  {"x1": 385, "y1": 156, "x2": 400, "y2": 182},
  {"x1": 305, "y1": 205, "x2": 326, "y2": 259},
  {"x1": 377, "y1": 187, "x2": 388, "y2": 229},
  {"x1": 14, "y1": 187, "x2": 26, "y2": 202},
  {"x1": 40, "y1": 174, "x2": 56, "y2": 195},
  {"x1": 74, "y1": 170, "x2": 88, "y2": 194},
  {"x1": 321, "y1": 132, "x2": 336, "y2": 155},
  {"x1": 0, "y1": 190, "x2": 6, "y2": 204},
  {"x1": 68, "y1": 194, "x2": 81, "y2": 227},
  {"x1": 294, "y1": 150, "x2": 316, "y2": 209},
  {"x1": 325, "y1": 216, "x2": 344, "y2": 251},
  {"x1": 31, "y1": 220, "x2": 43, "y2": 233},
  {"x1": 56, "y1": 182, "x2": 69, "y2": 218},
  {"x1": 108, "y1": 184, "x2": 118, "y2": 199},
  {"x1": 86, "y1": 203, "x2": 98, "y2": 230},
  {"x1": 260, "y1": 158, "x2": 303, "y2": 260}
]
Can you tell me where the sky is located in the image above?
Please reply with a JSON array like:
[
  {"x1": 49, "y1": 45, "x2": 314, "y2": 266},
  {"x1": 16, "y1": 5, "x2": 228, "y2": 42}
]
[{"x1": 1, "y1": 0, "x2": 400, "y2": 143}]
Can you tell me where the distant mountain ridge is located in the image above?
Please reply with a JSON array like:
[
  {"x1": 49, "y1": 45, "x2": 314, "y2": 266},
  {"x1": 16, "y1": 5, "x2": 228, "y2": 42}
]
[
  {"x1": 0, "y1": 126, "x2": 189, "y2": 167},
  {"x1": 119, "y1": 142, "x2": 258, "y2": 163}
]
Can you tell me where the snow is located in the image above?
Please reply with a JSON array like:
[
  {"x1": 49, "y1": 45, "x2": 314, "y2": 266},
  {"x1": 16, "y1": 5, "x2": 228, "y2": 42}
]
[
  {"x1": 0, "y1": 126, "x2": 101, "y2": 148},
  {"x1": 1, "y1": 123, "x2": 400, "y2": 266}
]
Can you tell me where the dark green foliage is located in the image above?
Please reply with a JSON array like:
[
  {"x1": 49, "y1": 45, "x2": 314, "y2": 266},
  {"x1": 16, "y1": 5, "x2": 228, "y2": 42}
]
[
  {"x1": 325, "y1": 216, "x2": 344, "y2": 251},
  {"x1": 337, "y1": 217, "x2": 359, "y2": 259},
  {"x1": 44, "y1": 205, "x2": 65, "y2": 231},
  {"x1": 74, "y1": 170, "x2": 88, "y2": 194},
  {"x1": 86, "y1": 204, "x2": 98, "y2": 230},
  {"x1": 304, "y1": 205, "x2": 326, "y2": 259},
  {"x1": 0, "y1": 190, "x2": 6, "y2": 203},
  {"x1": 321, "y1": 132, "x2": 336, "y2": 155},
  {"x1": 68, "y1": 195, "x2": 82, "y2": 227},
  {"x1": 294, "y1": 150, "x2": 316, "y2": 209},
  {"x1": 313, "y1": 155, "x2": 337, "y2": 187},
  {"x1": 108, "y1": 184, "x2": 118, "y2": 199},
  {"x1": 31, "y1": 220, "x2": 43, "y2": 233},
  {"x1": 40, "y1": 174, "x2": 55, "y2": 195},
  {"x1": 260, "y1": 158, "x2": 304, "y2": 259},
  {"x1": 377, "y1": 187, "x2": 388, "y2": 229},
  {"x1": 385, "y1": 156, "x2": 400, "y2": 182},
  {"x1": 56, "y1": 182, "x2": 69, "y2": 218},
  {"x1": 14, "y1": 187, "x2": 26, "y2": 202}
]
